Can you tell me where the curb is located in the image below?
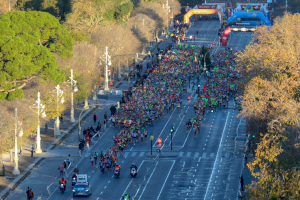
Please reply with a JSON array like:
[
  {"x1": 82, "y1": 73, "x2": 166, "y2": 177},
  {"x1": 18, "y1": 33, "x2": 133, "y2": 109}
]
[{"x1": 0, "y1": 105, "x2": 96, "y2": 200}]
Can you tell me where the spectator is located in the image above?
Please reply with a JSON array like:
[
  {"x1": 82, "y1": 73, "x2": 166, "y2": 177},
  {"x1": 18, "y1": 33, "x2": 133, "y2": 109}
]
[
  {"x1": 26, "y1": 187, "x2": 30, "y2": 200},
  {"x1": 93, "y1": 113, "x2": 97, "y2": 124},
  {"x1": 31, "y1": 145, "x2": 34, "y2": 157}
]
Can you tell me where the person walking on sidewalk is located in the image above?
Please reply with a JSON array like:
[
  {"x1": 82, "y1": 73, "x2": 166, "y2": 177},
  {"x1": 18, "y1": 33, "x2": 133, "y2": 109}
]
[
  {"x1": 93, "y1": 113, "x2": 97, "y2": 124},
  {"x1": 240, "y1": 176, "x2": 244, "y2": 191},
  {"x1": 31, "y1": 144, "x2": 34, "y2": 157},
  {"x1": 26, "y1": 187, "x2": 30, "y2": 200},
  {"x1": 147, "y1": 51, "x2": 151, "y2": 58},
  {"x1": 28, "y1": 189, "x2": 34, "y2": 200}
]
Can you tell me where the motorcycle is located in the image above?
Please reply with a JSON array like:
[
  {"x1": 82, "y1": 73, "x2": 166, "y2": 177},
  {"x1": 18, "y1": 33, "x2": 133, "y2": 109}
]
[
  {"x1": 59, "y1": 183, "x2": 65, "y2": 194},
  {"x1": 72, "y1": 177, "x2": 76, "y2": 187},
  {"x1": 130, "y1": 168, "x2": 137, "y2": 178},
  {"x1": 115, "y1": 168, "x2": 120, "y2": 178}
]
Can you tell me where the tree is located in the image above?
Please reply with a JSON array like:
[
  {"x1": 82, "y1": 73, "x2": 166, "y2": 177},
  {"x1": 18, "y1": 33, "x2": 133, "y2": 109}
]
[
  {"x1": 0, "y1": 36, "x2": 65, "y2": 100},
  {"x1": 0, "y1": 11, "x2": 73, "y2": 59},
  {"x1": 57, "y1": 42, "x2": 98, "y2": 106},
  {"x1": 0, "y1": 99, "x2": 36, "y2": 176},
  {"x1": 236, "y1": 13, "x2": 300, "y2": 199},
  {"x1": 90, "y1": 24, "x2": 141, "y2": 77}
]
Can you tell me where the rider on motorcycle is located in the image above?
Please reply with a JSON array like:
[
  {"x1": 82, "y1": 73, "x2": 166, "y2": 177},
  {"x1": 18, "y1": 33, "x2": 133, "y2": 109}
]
[
  {"x1": 115, "y1": 163, "x2": 121, "y2": 171},
  {"x1": 60, "y1": 178, "x2": 66, "y2": 190},
  {"x1": 130, "y1": 163, "x2": 138, "y2": 170}
]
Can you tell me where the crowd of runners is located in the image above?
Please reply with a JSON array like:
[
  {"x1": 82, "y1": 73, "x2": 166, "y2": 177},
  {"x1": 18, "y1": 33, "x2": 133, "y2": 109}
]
[{"x1": 84, "y1": 29, "x2": 241, "y2": 176}]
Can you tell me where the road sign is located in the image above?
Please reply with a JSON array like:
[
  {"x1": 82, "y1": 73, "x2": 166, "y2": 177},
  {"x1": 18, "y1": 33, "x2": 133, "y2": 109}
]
[
  {"x1": 203, "y1": 67, "x2": 207, "y2": 71},
  {"x1": 157, "y1": 138, "x2": 162, "y2": 147},
  {"x1": 107, "y1": 69, "x2": 111, "y2": 73},
  {"x1": 156, "y1": 149, "x2": 161, "y2": 153},
  {"x1": 212, "y1": 42, "x2": 215, "y2": 47},
  {"x1": 187, "y1": 96, "x2": 191, "y2": 103}
]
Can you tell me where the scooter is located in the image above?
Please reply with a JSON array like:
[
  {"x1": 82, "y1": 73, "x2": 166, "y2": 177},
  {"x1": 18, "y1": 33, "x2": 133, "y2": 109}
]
[{"x1": 130, "y1": 168, "x2": 137, "y2": 178}]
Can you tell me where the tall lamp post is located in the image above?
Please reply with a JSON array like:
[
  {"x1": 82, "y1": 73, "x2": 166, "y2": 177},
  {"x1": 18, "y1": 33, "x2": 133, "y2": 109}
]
[
  {"x1": 30, "y1": 92, "x2": 46, "y2": 154},
  {"x1": 51, "y1": 85, "x2": 64, "y2": 136},
  {"x1": 67, "y1": 69, "x2": 78, "y2": 122},
  {"x1": 12, "y1": 108, "x2": 23, "y2": 175},
  {"x1": 99, "y1": 47, "x2": 112, "y2": 91},
  {"x1": 163, "y1": 0, "x2": 171, "y2": 30}
]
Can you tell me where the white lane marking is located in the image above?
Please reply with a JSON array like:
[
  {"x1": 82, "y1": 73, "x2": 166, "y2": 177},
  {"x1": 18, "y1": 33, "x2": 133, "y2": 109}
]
[
  {"x1": 108, "y1": 180, "x2": 110, "y2": 183},
  {"x1": 179, "y1": 152, "x2": 184, "y2": 157},
  {"x1": 156, "y1": 160, "x2": 176, "y2": 200},
  {"x1": 137, "y1": 162, "x2": 159, "y2": 200},
  {"x1": 202, "y1": 152, "x2": 206, "y2": 158},
  {"x1": 100, "y1": 192, "x2": 103, "y2": 194},
  {"x1": 204, "y1": 112, "x2": 230, "y2": 200},
  {"x1": 104, "y1": 186, "x2": 106, "y2": 189},
  {"x1": 153, "y1": 109, "x2": 176, "y2": 147},
  {"x1": 131, "y1": 152, "x2": 137, "y2": 157},
  {"x1": 130, "y1": 147, "x2": 133, "y2": 151},
  {"x1": 182, "y1": 128, "x2": 192, "y2": 148},
  {"x1": 187, "y1": 152, "x2": 191, "y2": 157},
  {"x1": 210, "y1": 153, "x2": 214, "y2": 157},
  {"x1": 172, "y1": 106, "x2": 189, "y2": 139},
  {"x1": 124, "y1": 152, "x2": 129, "y2": 158},
  {"x1": 139, "y1": 152, "x2": 145, "y2": 157},
  {"x1": 194, "y1": 152, "x2": 199, "y2": 158}
]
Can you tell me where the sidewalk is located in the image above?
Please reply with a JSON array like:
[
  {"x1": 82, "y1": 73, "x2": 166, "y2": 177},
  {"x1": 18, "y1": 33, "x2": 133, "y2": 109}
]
[{"x1": 0, "y1": 26, "x2": 176, "y2": 200}]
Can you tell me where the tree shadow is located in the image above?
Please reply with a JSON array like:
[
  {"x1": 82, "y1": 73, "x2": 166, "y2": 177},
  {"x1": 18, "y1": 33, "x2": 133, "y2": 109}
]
[{"x1": 15, "y1": 0, "x2": 71, "y2": 21}]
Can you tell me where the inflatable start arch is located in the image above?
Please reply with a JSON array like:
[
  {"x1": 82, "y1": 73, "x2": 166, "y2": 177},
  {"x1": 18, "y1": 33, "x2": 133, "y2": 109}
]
[{"x1": 184, "y1": 9, "x2": 225, "y2": 24}]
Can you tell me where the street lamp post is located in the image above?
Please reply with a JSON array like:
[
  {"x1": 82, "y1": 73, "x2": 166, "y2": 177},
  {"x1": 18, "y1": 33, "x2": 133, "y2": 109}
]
[
  {"x1": 30, "y1": 92, "x2": 46, "y2": 154},
  {"x1": 68, "y1": 69, "x2": 78, "y2": 123},
  {"x1": 52, "y1": 85, "x2": 64, "y2": 136},
  {"x1": 12, "y1": 108, "x2": 22, "y2": 175},
  {"x1": 105, "y1": 47, "x2": 112, "y2": 91}
]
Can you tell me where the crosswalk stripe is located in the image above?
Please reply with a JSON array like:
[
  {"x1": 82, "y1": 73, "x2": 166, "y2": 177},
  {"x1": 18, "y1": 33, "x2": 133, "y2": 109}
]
[
  {"x1": 194, "y1": 152, "x2": 199, "y2": 158},
  {"x1": 187, "y1": 152, "x2": 191, "y2": 157},
  {"x1": 139, "y1": 152, "x2": 145, "y2": 157},
  {"x1": 85, "y1": 153, "x2": 90, "y2": 158},
  {"x1": 131, "y1": 152, "x2": 137, "y2": 157},
  {"x1": 179, "y1": 152, "x2": 184, "y2": 157},
  {"x1": 124, "y1": 152, "x2": 129, "y2": 158},
  {"x1": 202, "y1": 152, "x2": 207, "y2": 158},
  {"x1": 210, "y1": 153, "x2": 214, "y2": 157}
]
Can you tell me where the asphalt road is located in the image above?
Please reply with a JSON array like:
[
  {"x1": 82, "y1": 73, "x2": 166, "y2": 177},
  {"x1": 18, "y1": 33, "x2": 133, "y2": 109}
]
[{"x1": 6, "y1": 20, "x2": 252, "y2": 200}]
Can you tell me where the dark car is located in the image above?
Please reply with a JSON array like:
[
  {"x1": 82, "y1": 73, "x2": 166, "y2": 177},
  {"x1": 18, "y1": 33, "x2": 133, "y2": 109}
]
[{"x1": 73, "y1": 183, "x2": 92, "y2": 197}]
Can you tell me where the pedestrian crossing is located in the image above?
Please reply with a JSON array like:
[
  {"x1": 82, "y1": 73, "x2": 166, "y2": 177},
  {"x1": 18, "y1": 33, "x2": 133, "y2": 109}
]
[{"x1": 111, "y1": 151, "x2": 245, "y2": 159}]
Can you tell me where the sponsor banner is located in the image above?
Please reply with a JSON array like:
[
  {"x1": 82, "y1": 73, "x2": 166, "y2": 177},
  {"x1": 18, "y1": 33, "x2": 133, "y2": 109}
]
[{"x1": 197, "y1": 5, "x2": 217, "y2": 9}]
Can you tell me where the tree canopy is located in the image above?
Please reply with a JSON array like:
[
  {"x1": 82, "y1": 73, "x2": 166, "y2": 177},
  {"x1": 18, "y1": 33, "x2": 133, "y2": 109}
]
[
  {"x1": 236, "y1": 13, "x2": 300, "y2": 199},
  {"x1": 0, "y1": 11, "x2": 71, "y2": 100},
  {"x1": 0, "y1": 11, "x2": 73, "y2": 59}
]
